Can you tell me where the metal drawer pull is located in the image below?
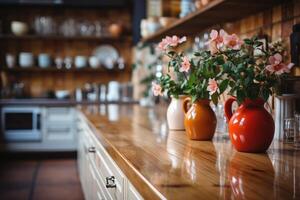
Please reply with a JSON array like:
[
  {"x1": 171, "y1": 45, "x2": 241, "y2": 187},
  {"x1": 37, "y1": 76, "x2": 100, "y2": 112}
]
[
  {"x1": 88, "y1": 147, "x2": 96, "y2": 153},
  {"x1": 105, "y1": 176, "x2": 116, "y2": 188}
]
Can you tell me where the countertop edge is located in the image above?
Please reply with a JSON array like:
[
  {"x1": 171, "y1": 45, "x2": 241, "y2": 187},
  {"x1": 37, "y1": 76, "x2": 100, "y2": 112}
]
[{"x1": 79, "y1": 109, "x2": 166, "y2": 200}]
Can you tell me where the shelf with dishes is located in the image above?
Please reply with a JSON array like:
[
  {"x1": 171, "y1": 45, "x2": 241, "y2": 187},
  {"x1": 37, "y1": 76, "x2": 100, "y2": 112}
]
[
  {"x1": 5, "y1": 17, "x2": 128, "y2": 41},
  {"x1": 0, "y1": 34, "x2": 132, "y2": 42},
  {"x1": 4, "y1": 44, "x2": 126, "y2": 72},
  {"x1": 2, "y1": 66, "x2": 125, "y2": 73},
  {"x1": 141, "y1": 0, "x2": 283, "y2": 43}
]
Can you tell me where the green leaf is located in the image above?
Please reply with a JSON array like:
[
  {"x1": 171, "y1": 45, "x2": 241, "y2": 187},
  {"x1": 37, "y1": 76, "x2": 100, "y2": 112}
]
[
  {"x1": 167, "y1": 51, "x2": 176, "y2": 56},
  {"x1": 261, "y1": 88, "x2": 270, "y2": 102},
  {"x1": 219, "y1": 79, "x2": 229, "y2": 94},
  {"x1": 194, "y1": 52, "x2": 201, "y2": 56},
  {"x1": 244, "y1": 77, "x2": 252, "y2": 86},
  {"x1": 229, "y1": 81, "x2": 235, "y2": 88},
  {"x1": 237, "y1": 90, "x2": 245, "y2": 104},
  {"x1": 211, "y1": 92, "x2": 218, "y2": 106},
  {"x1": 191, "y1": 94, "x2": 198, "y2": 103},
  {"x1": 244, "y1": 39, "x2": 252, "y2": 45}
]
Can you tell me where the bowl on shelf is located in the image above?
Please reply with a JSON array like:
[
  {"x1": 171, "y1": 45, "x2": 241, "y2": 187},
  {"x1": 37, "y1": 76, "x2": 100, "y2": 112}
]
[
  {"x1": 93, "y1": 45, "x2": 119, "y2": 69},
  {"x1": 89, "y1": 56, "x2": 100, "y2": 69},
  {"x1": 108, "y1": 23, "x2": 123, "y2": 38},
  {"x1": 64, "y1": 57, "x2": 73, "y2": 69},
  {"x1": 11, "y1": 21, "x2": 29, "y2": 36},
  {"x1": 159, "y1": 17, "x2": 177, "y2": 28},
  {"x1": 75, "y1": 56, "x2": 87, "y2": 69},
  {"x1": 55, "y1": 57, "x2": 63, "y2": 69},
  {"x1": 147, "y1": 17, "x2": 161, "y2": 34},
  {"x1": 55, "y1": 90, "x2": 70, "y2": 99},
  {"x1": 6, "y1": 53, "x2": 16, "y2": 68},
  {"x1": 19, "y1": 52, "x2": 34, "y2": 68},
  {"x1": 38, "y1": 53, "x2": 51, "y2": 68}
]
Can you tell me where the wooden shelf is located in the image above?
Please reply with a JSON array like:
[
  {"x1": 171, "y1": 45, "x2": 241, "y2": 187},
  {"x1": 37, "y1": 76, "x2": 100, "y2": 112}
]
[
  {"x1": 0, "y1": 34, "x2": 132, "y2": 42},
  {"x1": 2, "y1": 67, "x2": 126, "y2": 73},
  {"x1": 141, "y1": 0, "x2": 284, "y2": 43}
]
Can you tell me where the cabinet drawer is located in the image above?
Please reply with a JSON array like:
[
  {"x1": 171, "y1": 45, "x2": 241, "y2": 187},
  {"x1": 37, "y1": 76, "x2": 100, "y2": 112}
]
[
  {"x1": 95, "y1": 151, "x2": 124, "y2": 200},
  {"x1": 128, "y1": 182, "x2": 144, "y2": 200},
  {"x1": 44, "y1": 123, "x2": 74, "y2": 141},
  {"x1": 90, "y1": 164, "x2": 107, "y2": 200},
  {"x1": 91, "y1": 163, "x2": 112, "y2": 200},
  {"x1": 45, "y1": 107, "x2": 74, "y2": 122}
]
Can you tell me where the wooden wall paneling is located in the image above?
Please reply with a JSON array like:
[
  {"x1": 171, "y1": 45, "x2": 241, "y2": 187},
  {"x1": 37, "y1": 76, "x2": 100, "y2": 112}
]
[
  {"x1": 0, "y1": 5, "x2": 133, "y2": 97},
  {"x1": 272, "y1": 5, "x2": 282, "y2": 24},
  {"x1": 294, "y1": 0, "x2": 300, "y2": 17},
  {"x1": 281, "y1": 0, "x2": 294, "y2": 39},
  {"x1": 272, "y1": 23, "x2": 282, "y2": 42}
]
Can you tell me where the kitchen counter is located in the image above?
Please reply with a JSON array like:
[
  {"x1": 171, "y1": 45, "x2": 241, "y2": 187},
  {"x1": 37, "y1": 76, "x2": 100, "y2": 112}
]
[
  {"x1": 80, "y1": 104, "x2": 300, "y2": 200},
  {"x1": 0, "y1": 98, "x2": 139, "y2": 106}
]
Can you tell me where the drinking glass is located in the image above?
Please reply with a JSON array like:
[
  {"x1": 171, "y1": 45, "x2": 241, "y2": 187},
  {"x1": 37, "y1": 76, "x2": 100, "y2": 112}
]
[
  {"x1": 284, "y1": 118, "x2": 295, "y2": 143},
  {"x1": 294, "y1": 114, "x2": 300, "y2": 149}
]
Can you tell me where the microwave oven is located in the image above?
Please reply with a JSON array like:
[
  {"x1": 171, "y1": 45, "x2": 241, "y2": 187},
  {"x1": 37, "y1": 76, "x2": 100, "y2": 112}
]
[{"x1": 1, "y1": 107, "x2": 42, "y2": 142}]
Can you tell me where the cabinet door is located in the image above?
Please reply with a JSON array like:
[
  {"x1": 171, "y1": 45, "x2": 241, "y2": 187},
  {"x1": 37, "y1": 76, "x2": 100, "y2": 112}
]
[
  {"x1": 78, "y1": 114, "x2": 127, "y2": 200},
  {"x1": 78, "y1": 125, "x2": 94, "y2": 200},
  {"x1": 45, "y1": 122, "x2": 75, "y2": 141},
  {"x1": 90, "y1": 164, "x2": 106, "y2": 200},
  {"x1": 128, "y1": 182, "x2": 144, "y2": 200},
  {"x1": 45, "y1": 107, "x2": 74, "y2": 122},
  {"x1": 94, "y1": 149, "x2": 124, "y2": 200}
]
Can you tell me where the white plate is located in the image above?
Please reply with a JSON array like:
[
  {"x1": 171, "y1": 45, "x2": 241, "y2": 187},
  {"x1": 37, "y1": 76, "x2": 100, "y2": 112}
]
[{"x1": 93, "y1": 45, "x2": 119, "y2": 69}]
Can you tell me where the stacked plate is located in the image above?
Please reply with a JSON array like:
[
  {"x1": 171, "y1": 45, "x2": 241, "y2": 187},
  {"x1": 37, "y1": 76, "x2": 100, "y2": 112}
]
[{"x1": 92, "y1": 45, "x2": 119, "y2": 69}]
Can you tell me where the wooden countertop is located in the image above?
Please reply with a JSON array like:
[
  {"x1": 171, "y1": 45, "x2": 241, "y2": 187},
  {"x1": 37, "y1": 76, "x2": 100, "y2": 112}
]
[{"x1": 80, "y1": 104, "x2": 300, "y2": 200}]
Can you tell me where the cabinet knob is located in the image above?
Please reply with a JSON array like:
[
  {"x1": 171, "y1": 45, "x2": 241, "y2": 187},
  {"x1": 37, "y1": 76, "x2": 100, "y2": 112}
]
[
  {"x1": 105, "y1": 176, "x2": 116, "y2": 188},
  {"x1": 88, "y1": 146, "x2": 96, "y2": 153}
]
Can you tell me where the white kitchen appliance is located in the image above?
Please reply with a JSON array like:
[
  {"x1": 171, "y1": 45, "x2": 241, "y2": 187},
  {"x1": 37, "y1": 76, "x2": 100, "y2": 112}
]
[{"x1": 1, "y1": 107, "x2": 42, "y2": 142}]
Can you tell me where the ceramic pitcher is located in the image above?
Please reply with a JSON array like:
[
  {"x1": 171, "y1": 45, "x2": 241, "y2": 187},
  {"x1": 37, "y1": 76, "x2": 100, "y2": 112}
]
[
  {"x1": 183, "y1": 98, "x2": 217, "y2": 140},
  {"x1": 167, "y1": 96, "x2": 186, "y2": 130},
  {"x1": 224, "y1": 97, "x2": 275, "y2": 153}
]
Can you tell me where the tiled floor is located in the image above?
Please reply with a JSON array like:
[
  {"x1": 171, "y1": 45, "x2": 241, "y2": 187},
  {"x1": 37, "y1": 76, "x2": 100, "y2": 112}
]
[{"x1": 0, "y1": 159, "x2": 84, "y2": 200}]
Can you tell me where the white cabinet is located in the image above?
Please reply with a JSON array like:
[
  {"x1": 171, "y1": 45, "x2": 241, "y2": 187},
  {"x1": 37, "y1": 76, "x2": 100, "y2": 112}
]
[
  {"x1": 128, "y1": 183, "x2": 144, "y2": 200},
  {"x1": 45, "y1": 107, "x2": 75, "y2": 122},
  {"x1": 77, "y1": 113, "x2": 143, "y2": 200},
  {"x1": 1, "y1": 106, "x2": 77, "y2": 152},
  {"x1": 41, "y1": 107, "x2": 77, "y2": 150}
]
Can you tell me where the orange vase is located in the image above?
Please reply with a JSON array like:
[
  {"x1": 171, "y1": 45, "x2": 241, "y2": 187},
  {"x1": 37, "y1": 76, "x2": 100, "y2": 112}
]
[
  {"x1": 224, "y1": 97, "x2": 275, "y2": 153},
  {"x1": 183, "y1": 98, "x2": 217, "y2": 140}
]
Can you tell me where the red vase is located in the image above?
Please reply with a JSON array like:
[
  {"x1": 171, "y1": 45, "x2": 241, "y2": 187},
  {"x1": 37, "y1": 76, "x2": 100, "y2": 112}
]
[{"x1": 224, "y1": 97, "x2": 275, "y2": 153}]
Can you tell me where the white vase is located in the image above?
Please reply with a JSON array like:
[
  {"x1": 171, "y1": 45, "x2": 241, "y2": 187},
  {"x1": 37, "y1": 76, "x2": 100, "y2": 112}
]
[
  {"x1": 167, "y1": 96, "x2": 187, "y2": 130},
  {"x1": 274, "y1": 94, "x2": 297, "y2": 141}
]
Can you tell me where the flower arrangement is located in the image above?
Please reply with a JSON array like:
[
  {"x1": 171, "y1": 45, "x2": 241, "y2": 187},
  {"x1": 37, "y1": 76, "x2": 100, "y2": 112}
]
[
  {"x1": 152, "y1": 35, "x2": 228, "y2": 104},
  {"x1": 152, "y1": 35, "x2": 190, "y2": 99},
  {"x1": 152, "y1": 30, "x2": 294, "y2": 105},
  {"x1": 206, "y1": 29, "x2": 294, "y2": 104}
]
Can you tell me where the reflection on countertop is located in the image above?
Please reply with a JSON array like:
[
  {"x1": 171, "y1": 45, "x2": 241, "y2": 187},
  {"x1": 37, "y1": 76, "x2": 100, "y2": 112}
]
[{"x1": 80, "y1": 104, "x2": 300, "y2": 200}]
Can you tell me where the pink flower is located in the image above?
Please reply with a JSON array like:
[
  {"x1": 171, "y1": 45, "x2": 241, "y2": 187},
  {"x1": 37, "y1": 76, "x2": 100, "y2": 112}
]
[
  {"x1": 207, "y1": 29, "x2": 227, "y2": 54},
  {"x1": 210, "y1": 29, "x2": 226, "y2": 44},
  {"x1": 157, "y1": 38, "x2": 169, "y2": 51},
  {"x1": 152, "y1": 82, "x2": 163, "y2": 96},
  {"x1": 167, "y1": 35, "x2": 187, "y2": 47},
  {"x1": 224, "y1": 34, "x2": 243, "y2": 50},
  {"x1": 157, "y1": 35, "x2": 187, "y2": 51},
  {"x1": 208, "y1": 41, "x2": 219, "y2": 55},
  {"x1": 207, "y1": 78, "x2": 218, "y2": 95},
  {"x1": 179, "y1": 56, "x2": 191, "y2": 72},
  {"x1": 266, "y1": 53, "x2": 294, "y2": 75}
]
